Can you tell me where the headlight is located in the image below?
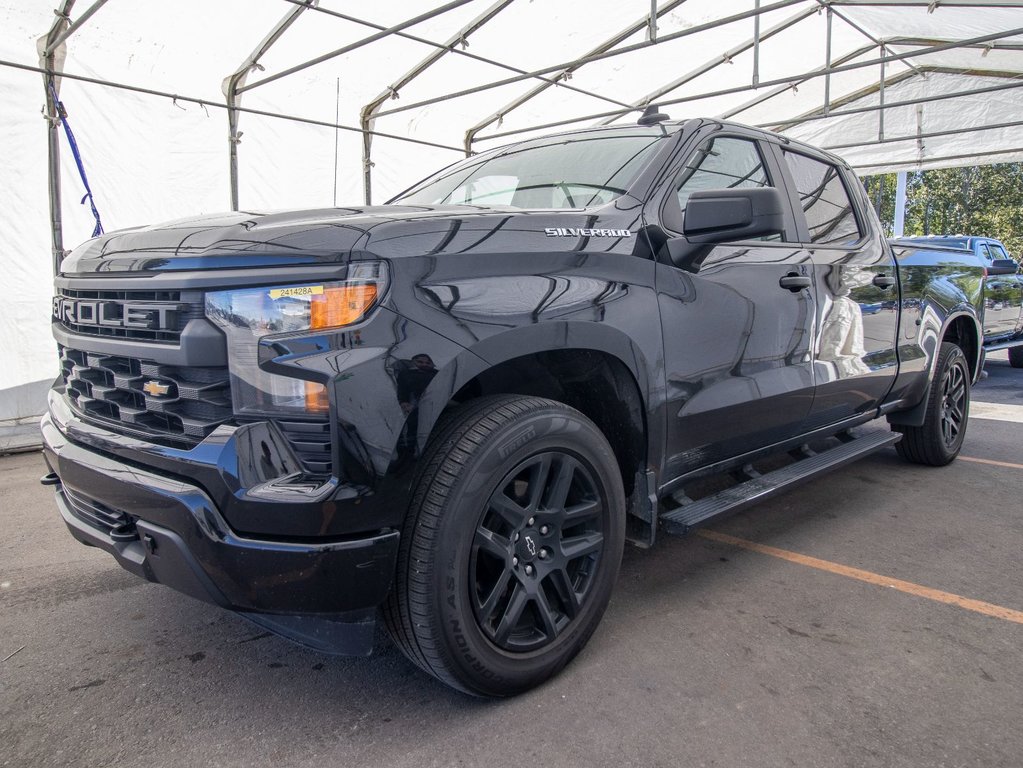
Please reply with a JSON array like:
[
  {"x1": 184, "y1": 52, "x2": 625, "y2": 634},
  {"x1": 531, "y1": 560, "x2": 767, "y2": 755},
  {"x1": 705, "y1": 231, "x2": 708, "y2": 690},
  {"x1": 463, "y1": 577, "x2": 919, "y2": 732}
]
[{"x1": 205, "y1": 262, "x2": 386, "y2": 416}]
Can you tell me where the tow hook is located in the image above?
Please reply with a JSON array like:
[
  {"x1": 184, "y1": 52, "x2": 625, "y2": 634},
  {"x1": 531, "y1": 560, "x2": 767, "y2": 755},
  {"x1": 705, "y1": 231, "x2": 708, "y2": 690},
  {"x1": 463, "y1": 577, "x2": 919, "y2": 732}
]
[{"x1": 109, "y1": 522, "x2": 139, "y2": 543}]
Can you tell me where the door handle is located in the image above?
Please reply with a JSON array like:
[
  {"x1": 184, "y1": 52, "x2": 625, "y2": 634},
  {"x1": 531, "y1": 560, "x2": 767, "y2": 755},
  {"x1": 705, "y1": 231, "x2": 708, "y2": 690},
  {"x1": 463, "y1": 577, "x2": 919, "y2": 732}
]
[
  {"x1": 872, "y1": 274, "x2": 896, "y2": 289},
  {"x1": 779, "y1": 274, "x2": 811, "y2": 292}
]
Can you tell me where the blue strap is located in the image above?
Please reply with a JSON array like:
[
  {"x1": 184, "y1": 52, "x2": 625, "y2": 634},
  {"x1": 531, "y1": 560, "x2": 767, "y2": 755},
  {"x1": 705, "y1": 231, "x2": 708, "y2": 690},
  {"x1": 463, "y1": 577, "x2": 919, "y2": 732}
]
[{"x1": 48, "y1": 83, "x2": 104, "y2": 237}]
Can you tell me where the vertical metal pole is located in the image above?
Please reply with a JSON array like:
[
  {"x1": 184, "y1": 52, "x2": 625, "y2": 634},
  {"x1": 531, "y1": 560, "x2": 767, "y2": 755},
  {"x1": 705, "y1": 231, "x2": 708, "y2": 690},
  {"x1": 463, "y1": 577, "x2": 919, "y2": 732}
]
[
  {"x1": 44, "y1": 77, "x2": 64, "y2": 274},
  {"x1": 226, "y1": 94, "x2": 241, "y2": 211},
  {"x1": 824, "y1": 7, "x2": 832, "y2": 115},
  {"x1": 752, "y1": 0, "x2": 761, "y2": 87},
  {"x1": 893, "y1": 170, "x2": 907, "y2": 237},
  {"x1": 878, "y1": 44, "x2": 886, "y2": 142},
  {"x1": 649, "y1": 0, "x2": 658, "y2": 42},
  {"x1": 39, "y1": 1, "x2": 76, "y2": 275},
  {"x1": 333, "y1": 77, "x2": 340, "y2": 207},
  {"x1": 222, "y1": 1, "x2": 317, "y2": 211}
]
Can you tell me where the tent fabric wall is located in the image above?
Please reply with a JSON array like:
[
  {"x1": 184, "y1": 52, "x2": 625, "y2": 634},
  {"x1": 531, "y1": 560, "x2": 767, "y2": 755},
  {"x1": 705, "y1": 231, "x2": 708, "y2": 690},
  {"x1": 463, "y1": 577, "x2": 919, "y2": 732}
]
[{"x1": 1, "y1": 0, "x2": 1021, "y2": 445}]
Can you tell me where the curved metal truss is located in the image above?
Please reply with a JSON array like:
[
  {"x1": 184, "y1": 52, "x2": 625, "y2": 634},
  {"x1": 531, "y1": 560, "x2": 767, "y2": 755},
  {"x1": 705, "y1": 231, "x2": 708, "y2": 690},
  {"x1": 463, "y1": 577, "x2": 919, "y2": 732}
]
[{"x1": 15, "y1": 0, "x2": 1023, "y2": 271}]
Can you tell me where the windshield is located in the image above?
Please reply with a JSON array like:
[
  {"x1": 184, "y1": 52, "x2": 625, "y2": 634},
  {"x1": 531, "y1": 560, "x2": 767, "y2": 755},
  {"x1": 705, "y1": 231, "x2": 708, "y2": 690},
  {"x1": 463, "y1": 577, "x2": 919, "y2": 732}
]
[{"x1": 392, "y1": 129, "x2": 667, "y2": 209}]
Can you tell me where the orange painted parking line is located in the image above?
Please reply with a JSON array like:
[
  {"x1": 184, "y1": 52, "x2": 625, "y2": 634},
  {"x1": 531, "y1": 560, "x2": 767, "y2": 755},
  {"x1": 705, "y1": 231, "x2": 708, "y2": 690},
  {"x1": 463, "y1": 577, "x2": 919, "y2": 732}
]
[
  {"x1": 697, "y1": 529, "x2": 1023, "y2": 625},
  {"x1": 959, "y1": 455, "x2": 1023, "y2": 471}
]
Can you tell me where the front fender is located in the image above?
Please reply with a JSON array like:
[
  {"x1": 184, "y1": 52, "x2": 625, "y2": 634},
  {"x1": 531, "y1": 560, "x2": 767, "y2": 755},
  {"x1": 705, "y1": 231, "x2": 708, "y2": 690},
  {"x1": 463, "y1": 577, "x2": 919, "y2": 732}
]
[{"x1": 411, "y1": 320, "x2": 656, "y2": 458}]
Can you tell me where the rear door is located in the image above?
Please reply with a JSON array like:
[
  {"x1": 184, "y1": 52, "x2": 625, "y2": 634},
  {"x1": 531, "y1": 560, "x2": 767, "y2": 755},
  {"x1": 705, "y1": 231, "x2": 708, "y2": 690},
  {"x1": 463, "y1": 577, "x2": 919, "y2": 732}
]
[
  {"x1": 651, "y1": 129, "x2": 816, "y2": 480},
  {"x1": 774, "y1": 148, "x2": 900, "y2": 427}
]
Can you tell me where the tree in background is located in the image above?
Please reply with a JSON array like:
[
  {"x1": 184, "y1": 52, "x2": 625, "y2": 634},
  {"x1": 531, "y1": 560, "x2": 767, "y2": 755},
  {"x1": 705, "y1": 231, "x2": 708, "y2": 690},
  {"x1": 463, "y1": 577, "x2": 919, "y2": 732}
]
[{"x1": 861, "y1": 163, "x2": 1023, "y2": 256}]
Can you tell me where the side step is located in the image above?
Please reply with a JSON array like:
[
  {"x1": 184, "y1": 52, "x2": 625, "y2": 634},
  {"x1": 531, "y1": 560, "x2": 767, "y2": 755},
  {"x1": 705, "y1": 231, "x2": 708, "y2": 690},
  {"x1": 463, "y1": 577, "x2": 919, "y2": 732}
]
[{"x1": 659, "y1": 430, "x2": 901, "y2": 535}]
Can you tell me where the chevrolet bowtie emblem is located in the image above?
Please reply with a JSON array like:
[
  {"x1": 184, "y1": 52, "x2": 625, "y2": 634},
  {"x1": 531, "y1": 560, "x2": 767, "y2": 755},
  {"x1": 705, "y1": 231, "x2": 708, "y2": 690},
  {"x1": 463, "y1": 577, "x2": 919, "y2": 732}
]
[{"x1": 142, "y1": 380, "x2": 172, "y2": 397}]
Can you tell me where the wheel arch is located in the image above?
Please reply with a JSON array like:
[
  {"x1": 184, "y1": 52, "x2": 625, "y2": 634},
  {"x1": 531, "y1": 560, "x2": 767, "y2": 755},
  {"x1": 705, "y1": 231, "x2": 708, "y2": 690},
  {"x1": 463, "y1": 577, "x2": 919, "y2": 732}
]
[
  {"x1": 888, "y1": 308, "x2": 982, "y2": 428},
  {"x1": 408, "y1": 323, "x2": 656, "y2": 538}
]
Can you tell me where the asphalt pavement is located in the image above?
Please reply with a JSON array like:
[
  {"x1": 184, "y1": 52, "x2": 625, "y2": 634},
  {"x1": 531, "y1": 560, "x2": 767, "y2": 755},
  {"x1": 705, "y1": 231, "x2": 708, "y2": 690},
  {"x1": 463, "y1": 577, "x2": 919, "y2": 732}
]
[{"x1": 2, "y1": 352, "x2": 1021, "y2": 768}]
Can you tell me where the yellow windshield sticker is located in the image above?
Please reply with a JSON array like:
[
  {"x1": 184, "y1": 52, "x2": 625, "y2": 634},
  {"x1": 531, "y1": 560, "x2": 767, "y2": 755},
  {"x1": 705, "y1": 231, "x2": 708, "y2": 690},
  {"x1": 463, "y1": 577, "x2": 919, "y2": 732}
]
[{"x1": 268, "y1": 285, "x2": 324, "y2": 300}]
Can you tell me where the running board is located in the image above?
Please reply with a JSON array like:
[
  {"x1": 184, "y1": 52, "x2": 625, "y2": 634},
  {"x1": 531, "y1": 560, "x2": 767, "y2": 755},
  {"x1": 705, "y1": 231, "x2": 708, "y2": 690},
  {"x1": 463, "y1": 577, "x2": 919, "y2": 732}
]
[{"x1": 659, "y1": 431, "x2": 901, "y2": 536}]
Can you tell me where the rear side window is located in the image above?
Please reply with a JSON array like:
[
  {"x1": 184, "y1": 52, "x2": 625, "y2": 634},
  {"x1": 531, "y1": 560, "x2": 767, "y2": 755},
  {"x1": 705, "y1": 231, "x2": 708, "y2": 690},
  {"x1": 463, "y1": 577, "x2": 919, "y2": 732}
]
[
  {"x1": 978, "y1": 243, "x2": 994, "y2": 263},
  {"x1": 782, "y1": 152, "x2": 861, "y2": 245}
]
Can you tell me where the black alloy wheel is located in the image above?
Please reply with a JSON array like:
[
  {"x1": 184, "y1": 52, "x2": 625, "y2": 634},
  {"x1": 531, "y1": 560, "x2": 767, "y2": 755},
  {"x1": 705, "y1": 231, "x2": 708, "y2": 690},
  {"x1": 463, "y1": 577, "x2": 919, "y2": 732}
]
[
  {"x1": 894, "y1": 341, "x2": 970, "y2": 466},
  {"x1": 939, "y1": 356, "x2": 967, "y2": 449},
  {"x1": 471, "y1": 452, "x2": 604, "y2": 652},
  {"x1": 384, "y1": 395, "x2": 625, "y2": 697}
]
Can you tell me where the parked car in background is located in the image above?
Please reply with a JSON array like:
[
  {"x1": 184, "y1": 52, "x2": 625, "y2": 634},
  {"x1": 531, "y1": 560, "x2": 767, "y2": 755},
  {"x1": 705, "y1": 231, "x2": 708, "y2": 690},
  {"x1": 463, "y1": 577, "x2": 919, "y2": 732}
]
[{"x1": 894, "y1": 236, "x2": 1023, "y2": 367}]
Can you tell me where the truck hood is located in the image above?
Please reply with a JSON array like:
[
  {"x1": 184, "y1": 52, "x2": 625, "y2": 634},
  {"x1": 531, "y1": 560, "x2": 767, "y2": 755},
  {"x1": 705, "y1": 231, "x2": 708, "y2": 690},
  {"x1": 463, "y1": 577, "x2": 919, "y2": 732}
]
[{"x1": 59, "y1": 203, "x2": 637, "y2": 274}]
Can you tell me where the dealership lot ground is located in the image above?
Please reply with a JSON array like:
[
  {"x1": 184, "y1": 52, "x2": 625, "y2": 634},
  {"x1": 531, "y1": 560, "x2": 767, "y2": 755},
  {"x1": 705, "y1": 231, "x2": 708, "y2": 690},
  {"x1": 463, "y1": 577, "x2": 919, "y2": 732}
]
[{"x1": 2, "y1": 353, "x2": 1021, "y2": 768}]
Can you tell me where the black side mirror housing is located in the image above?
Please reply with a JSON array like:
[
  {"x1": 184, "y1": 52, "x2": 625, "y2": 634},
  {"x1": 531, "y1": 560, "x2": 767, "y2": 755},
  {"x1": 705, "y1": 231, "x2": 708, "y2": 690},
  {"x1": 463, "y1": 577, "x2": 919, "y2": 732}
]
[
  {"x1": 987, "y1": 258, "x2": 1019, "y2": 276},
  {"x1": 665, "y1": 187, "x2": 787, "y2": 272}
]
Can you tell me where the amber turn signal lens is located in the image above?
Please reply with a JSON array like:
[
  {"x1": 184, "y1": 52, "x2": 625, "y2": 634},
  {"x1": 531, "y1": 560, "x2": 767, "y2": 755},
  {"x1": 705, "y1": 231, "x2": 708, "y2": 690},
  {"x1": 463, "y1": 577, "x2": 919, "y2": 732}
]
[
  {"x1": 309, "y1": 285, "x2": 377, "y2": 329},
  {"x1": 304, "y1": 381, "x2": 330, "y2": 413}
]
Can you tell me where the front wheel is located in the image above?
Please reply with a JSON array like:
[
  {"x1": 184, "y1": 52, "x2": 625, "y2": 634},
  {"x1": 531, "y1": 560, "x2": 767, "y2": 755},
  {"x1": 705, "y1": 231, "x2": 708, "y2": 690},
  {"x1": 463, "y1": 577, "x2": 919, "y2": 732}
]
[
  {"x1": 383, "y1": 395, "x2": 626, "y2": 697},
  {"x1": 893, "y1": 341, "x2": 970, "y2": 466},
  {"x1": 1008, "y1": 345, "x2": 1023, "y2": 369}
]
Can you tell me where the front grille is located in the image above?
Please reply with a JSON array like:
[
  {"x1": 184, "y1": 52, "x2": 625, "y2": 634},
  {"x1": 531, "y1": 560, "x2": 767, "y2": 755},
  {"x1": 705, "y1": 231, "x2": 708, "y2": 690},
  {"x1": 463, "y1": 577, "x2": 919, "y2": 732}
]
[
  {"x1": 64, "y1": 486, "x2": 134, "y2": 535},
  {"x1": 58, "y1": 345, "x2": 333, "y2": 474},
  {"x1": 54, "y1": 288, "x2": 204, "y2": 343},
  {"x1": 59, "y1": 345, "x2": 232, "y2": 440}
]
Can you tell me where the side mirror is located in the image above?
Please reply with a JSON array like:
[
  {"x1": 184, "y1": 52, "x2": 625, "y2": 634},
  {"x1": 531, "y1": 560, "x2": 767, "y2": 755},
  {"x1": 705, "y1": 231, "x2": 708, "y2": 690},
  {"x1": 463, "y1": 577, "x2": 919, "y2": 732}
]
[
  {"x1": 988, "y1": 258, "x2": 1019, "y2": 276},
  {"x1": 666, "y1": 187, "x2": 786, "y2": 272}
]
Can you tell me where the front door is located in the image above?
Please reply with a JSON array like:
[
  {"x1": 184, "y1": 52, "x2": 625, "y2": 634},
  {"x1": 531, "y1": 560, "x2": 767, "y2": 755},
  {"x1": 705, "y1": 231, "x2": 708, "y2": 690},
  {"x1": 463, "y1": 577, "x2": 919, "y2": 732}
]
[{"x1": 652, "y1": 132, "x2": 816, "y2": 480}]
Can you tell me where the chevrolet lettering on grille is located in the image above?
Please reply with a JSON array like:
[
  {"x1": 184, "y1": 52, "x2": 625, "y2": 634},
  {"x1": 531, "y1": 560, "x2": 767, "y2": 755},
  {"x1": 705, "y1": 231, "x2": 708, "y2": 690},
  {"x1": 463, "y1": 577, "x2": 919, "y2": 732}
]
[{"x1": 52, "y1": 296, "x2": 178, "y2": 330}]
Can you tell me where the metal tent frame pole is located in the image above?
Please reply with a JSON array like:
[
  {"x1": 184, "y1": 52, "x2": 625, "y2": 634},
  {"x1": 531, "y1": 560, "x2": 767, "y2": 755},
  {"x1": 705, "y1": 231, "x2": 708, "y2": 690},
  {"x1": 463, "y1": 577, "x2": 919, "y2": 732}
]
[
  {"x1": 41, "y1": 0, "x2": 108, "y2": 58},
  {"x1": 5, "y1": 58, "x2": 466, "y2": 152},
  {"x1": 235, "y1": 0, "x2": 477, "y2": 96},
  {"x1": 287, "y1": 0, "x2": 634, "y2": 110},
  {"x1": 359, "y1": 0, "x2": 516, "y2": 205},
  {"x1": 596, "y1": 5, "x2": 819, "y2": 126},
  {"x1": 374, "y1": 0, "x2": 810, "y2": 121},
  {"x1": 223, "y1": 0, "x2": 317, "y2": 211},
  {"x1": 463, "y1": 0, "x2": 690, "y2": 154},
  {"x1": 854, "y1": 145, "x2": 1023, "y2": 172},
  {"x1": 472, "y1": 28, "x2": 1023, "y2": 144},
  {"x1": 39, "y1": 2, "x2": 75, "y2": 275},
  {"x1": 758, "y1": 71, "x2": 1023, "y2": 130},
  {"x1": 821, "y1": 117, "x2": 1023, "y2": 151}
]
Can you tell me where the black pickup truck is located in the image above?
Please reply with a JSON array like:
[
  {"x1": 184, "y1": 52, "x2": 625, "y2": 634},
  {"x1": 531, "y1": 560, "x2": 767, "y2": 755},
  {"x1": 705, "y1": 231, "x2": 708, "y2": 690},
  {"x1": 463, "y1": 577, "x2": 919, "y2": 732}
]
[
  {"x1": 42, "y1": 115, "x2": 985, "y2": 697},
  {"x1": 894, "y1": 235, "x2": 1023, "y2": 366}
]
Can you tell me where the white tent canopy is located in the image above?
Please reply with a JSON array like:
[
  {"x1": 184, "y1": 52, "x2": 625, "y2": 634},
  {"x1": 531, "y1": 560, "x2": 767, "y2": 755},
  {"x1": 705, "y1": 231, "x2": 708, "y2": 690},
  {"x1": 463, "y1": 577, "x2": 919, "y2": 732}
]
[{"x1": 2, "y1": 0, "x2": 1022, "y2": 446}]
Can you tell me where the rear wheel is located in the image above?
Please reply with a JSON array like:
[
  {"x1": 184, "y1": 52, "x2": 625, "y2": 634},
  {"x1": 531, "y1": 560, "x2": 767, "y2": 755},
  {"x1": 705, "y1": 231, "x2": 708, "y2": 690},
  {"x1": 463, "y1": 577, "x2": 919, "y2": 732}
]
[
  {"x1": 384, "y1": 395, "x2": 626, "y2": 697},
  {"x1": 1008, "y1": 345, "x2": 1023, "y2": 369},
  {"x1": 893, "y1": 342, "x2": 970, "y2": 466}
]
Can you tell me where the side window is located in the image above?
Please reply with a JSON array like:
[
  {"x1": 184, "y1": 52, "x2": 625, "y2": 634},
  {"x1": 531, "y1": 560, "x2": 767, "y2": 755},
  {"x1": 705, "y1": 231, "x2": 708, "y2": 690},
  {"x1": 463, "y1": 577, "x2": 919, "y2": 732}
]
[
  {"x1": 675, "y1": 136, "x2": 782, "y2": 241},
  {"x1": 782, "y1": 152, "x2": 862, "y2": 246},
  {"x1": 977, "y1": 243, "x2": 993, "y2": 263},
  {"x1": 676, "y1": 137, "x2": 770, "y2": 210}
]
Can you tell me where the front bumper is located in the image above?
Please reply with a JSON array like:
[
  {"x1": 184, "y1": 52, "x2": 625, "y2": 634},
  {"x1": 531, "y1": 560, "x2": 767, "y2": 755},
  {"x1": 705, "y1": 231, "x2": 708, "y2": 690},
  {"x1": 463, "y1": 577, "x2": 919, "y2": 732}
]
[{"x1": 41, "y1": 410, "x2": 400, "y2": 654}]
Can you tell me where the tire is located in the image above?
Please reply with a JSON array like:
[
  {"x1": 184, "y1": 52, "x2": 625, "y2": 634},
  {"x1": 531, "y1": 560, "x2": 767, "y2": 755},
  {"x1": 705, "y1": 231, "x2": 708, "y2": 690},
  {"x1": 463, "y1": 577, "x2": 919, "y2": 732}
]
[
  {"x1": 893, "y1": 342, "x2": 970, "y2": 466},
  {"x1": 1009, "y1": 345, "x2": 1023, "y2": 369},
  {"x1": 383, "y1": 395, "x2": 626, "y2": 697}
]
